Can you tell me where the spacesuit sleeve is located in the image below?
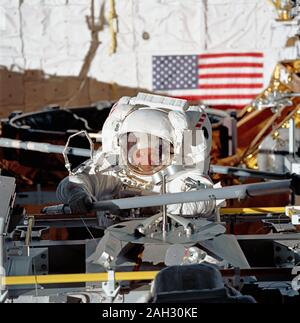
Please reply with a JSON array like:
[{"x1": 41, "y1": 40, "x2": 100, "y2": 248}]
[
  {"x1": 56, "y1": 172, "x2": 124, "y2": 204},
  {"x1": 166, "y1": 170, "x2": 216, "y2": 217}
]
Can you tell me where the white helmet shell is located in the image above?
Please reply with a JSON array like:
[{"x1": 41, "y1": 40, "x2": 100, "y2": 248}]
[
  {"x1": 100, "y1": 93, "x2": 212, "y2": 174},
  {"x1": 101, "y1": 103, "x2": 135, "y2": 153},
  {"x1": 118, "y1": 108, "x2": 175, "y2": 144}
]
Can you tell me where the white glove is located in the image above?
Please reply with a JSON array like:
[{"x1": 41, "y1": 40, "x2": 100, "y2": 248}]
[{"x1": 166, "y1": 171, "x2": 216, "y2": 217}]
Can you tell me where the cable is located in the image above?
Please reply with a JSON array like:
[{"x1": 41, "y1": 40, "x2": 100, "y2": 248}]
[
  {"x1": 64, "y1": 108, "x2": 93, "y2": 131},
  {"x1": 32, "y1": 257, "x2": 39, "y2": 298},
  {"x1": 80, "y1": 216, "x2": 97, "y2": 246}
]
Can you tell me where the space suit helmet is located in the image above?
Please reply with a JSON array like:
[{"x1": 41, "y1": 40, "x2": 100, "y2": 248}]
[
  {"x1": 118, "y1": 108, "x2": 175, "y2": 175},
  {"x1": 101, "y1": 93, "x2": 212, "y2": 175}
]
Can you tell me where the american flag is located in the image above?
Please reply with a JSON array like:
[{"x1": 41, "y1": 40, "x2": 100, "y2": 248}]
[{"x1": 152, "y1": 52, "x2": 264, "y2": 109}]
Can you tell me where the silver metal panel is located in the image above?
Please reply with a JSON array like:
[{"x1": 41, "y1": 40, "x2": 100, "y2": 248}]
[
  {"x1": 104, "y1": 219, "x2": 225, "y2": 244},
  {"x1": 199, "y1": 234, "x2": 250, "y2": 269},
  {"x1": 0, "y1": 175, "x2": 15, "y2": 233},
  {"x1": 0, "y1": 175, "x2": 15, "y2": 298}
]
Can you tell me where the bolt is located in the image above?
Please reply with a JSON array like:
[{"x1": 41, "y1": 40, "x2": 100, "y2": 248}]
[{"x1": 142, "y1": 31, "x2": 150, "y2": 40}]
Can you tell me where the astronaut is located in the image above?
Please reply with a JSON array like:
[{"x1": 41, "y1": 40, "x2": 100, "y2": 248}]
[{"x1": 56, "y1": 93, "x2": 217, "y2": 225}]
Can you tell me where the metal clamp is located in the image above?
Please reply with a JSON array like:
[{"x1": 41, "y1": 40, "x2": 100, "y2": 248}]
[
  {"x1": 0, "y1": 290, "x2": 8, "y2": 303},
  {"x1": 285, "y1": 206, "x2": 300, "y2": 225},
  {"x1": 102, "y1": 270, "x2": 120, "y2": 298},
  {"x1": 24, "y1": 216, "x2": 35, "y2": 257}
]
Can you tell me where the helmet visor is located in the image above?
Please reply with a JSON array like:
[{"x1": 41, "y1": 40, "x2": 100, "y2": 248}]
[{"x1": 120, "y1": 132, "x2": 173, "y2": 175}]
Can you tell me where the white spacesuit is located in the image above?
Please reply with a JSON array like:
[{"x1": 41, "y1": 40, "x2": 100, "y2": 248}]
[{"x1": 57, "y1": 93, "x2": 217, "y2": 225}]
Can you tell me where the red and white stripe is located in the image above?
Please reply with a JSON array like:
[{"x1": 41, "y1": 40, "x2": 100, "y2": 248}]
[
  {"x1": 196, "y1": 113, "x2": 206, "y2": 128},
  {"x1": 169, "y1": 52, "x2": 264, "y2": 110}
]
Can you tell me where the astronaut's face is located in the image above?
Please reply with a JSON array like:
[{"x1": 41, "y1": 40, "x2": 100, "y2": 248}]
[
  {"x1": 131, "y1": 147, "x2": 162, "y2": 174},
  {"x1": 120, "y1": 132, "x2": 173, "y2": 175}
]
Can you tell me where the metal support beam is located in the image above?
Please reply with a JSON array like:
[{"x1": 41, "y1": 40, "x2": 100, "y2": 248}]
[
  {"x1": 42, "y1": 179, "x2": 292, "y2": 215},
  {"x1": 220, "y1": 207, "x2": 286, "y2": 215},
  {"x1": 4, "y1": 267, "x2": 296, "y2": 286},
  {"x1": 4, "y1": 271, "x2": 158, "y2": 286}
]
